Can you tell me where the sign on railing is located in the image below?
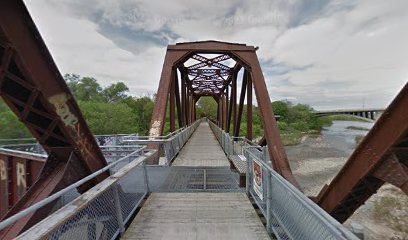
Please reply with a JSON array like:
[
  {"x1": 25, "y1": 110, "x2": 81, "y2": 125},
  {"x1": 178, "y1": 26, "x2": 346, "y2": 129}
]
[{"x1": 253, "y1": 159, "x2": 263, "y2": 201}]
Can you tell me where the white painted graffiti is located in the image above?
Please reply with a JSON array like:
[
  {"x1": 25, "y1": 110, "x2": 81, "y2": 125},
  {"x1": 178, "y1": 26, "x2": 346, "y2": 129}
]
[
  {"x1": 48, "y1": 93, "x2": 78, "y2": 127},
  {"x1": 16, "y1": 162, "x2": 26, "y2": 189},
  {"x1": 0, "y1": 160, "x2": 6, "y2": 181},
  {"x1": 149, "y1": 120, "x2": 162, "y2": 137}
]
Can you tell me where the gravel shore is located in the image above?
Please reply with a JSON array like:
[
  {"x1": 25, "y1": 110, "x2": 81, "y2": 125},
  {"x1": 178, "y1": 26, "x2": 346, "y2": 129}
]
[{"x1": 285, "y1": 135, "x2": 408, "y2": 240}]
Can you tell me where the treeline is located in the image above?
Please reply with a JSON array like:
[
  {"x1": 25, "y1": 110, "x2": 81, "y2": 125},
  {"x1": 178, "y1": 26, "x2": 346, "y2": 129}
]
[
  {"x1": 0, "y1": 74, "x2": 328, "y2": 145},
  {"x1": 195, "y1": 97, "x2": 329, "y2": 144},
  {"x1": 0, "y1": 74, "x2": 156, "y2": 139},
  {"x1": 65, "y1": 74, "x2": 155, "y2": 135}
]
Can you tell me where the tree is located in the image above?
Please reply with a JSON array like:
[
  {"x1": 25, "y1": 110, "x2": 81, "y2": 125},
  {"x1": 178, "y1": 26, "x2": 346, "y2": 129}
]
[
  {"x1": 272, "y1": 101, "x2": 289, "y2": 119},
  {"x1": 64, "y1": 74, "x2": 104, "y2": 102},
  {"x1": 0, "y1": 99, "x2": 31, "y2": 139},
  {"x1": 123, "y1": 96, "x2": 155, "y2": 135},
  {"x1": 103, "y1": 82, "x2": 130, "y2": 103},
  {"x1": 78, "y1": 101, "x2": 138, "y2": 134},
  {"x1": 196, "y1": 97, "x2": 218, "y2": 120}
]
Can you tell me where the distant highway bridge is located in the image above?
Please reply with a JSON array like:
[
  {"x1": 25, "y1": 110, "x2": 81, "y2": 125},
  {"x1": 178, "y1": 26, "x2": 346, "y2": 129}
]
[{"x1": 314, "y1": 108, "x2": 385, "y2": 120}]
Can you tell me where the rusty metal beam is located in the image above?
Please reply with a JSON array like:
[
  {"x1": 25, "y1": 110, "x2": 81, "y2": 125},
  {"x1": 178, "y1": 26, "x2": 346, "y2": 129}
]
[
  {"x1": 316, "y1": 82, "x2": 408, "y2": 222},
  {"x1": 232, "y1": 75, "x2": 237, "y2": 135},
  {"x1": 174, "y1": 70, "x2": 182, "y2": 129},
  {"x1": 169, "y1": 69, "x2": 176, "y2": 132},
  {"x1": 247, "y1": 74, "x2": 253, "y2": 140},
  {"x1": 234, "y1": 70, "x2": 248, "y2": 137},
  {"x1": 0, "y1": 1, "x2": 110, "y2": 236},
  {"x1": 233, "y1": 51, "x2": 301, "y2": 189},
  {"x1": 149, "y1": 50, "x2": 188, "y2": 139}
]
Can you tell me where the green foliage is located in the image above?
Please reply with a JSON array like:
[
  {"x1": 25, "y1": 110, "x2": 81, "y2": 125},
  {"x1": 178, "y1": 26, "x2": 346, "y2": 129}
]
[
  {"x1": 65, "y1": 74, "x2": 105, "y2": 102},
  {"x1": 123, "y1": 96, "x2": 155, "y2": 135},
  {"x1": 103, "y1": 82, "x2": 130, "y2": 103},
  {"x1": 78, "y1": 101, "x2": 138, "y2": 134},
  {"x1": 0, "y1": 99, "x2": 31, "y2": 139},
  {"x1": 272, "y1": 101, "x2": 325, "y2": 132},
  {"x1": 64, "y1": 74, "x2": 155, "y2": 135},
  {"x1": 196, "y1": 97, "x2": 218, "y2": 121}
]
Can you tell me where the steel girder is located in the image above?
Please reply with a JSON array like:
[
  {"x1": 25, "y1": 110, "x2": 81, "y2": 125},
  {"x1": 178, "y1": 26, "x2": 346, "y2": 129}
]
[
  {"x1": 315, "y1": 83, "x2": 408, "y2": 222},
  {"x1": 0, "y1": 1, "x2": 108, "y2": 238},
  {"x1": 148, "y1": 40, "x2": 301, "y2": 189}
]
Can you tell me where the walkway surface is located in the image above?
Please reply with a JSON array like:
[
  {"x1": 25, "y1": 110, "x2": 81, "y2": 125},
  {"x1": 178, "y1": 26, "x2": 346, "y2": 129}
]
[
  {"x1": 121, "y1": 122, "x2": 269, "y2": 239},
  {"x1": 121, "y1": 192, "x2": 270, "y2": 240},
  {"x1": 172, "y1": 122, "x2": 230, "y2": 167}
]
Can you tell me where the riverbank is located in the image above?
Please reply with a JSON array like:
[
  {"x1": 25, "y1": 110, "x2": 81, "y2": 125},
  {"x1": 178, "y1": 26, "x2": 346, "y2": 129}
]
[
  {"x1": 280, "y1": 114, "x2": 372, "y2": 146},
  {"x1": 285, "y1": 120, "x2": 407, "y2": 239}
]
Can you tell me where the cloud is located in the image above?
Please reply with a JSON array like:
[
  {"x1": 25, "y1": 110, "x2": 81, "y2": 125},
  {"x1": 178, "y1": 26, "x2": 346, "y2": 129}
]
[{"x1": 23, "y1": 0, "x2": 408, "y2": 109}]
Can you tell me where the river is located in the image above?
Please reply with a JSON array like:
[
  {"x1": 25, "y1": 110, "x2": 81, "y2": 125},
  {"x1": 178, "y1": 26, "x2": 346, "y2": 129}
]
[{"x1": 285, "y1": 120, "x2": 374, "y2": 196}]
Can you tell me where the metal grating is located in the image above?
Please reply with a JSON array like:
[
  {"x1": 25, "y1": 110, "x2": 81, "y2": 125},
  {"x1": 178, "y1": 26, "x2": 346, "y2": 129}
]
[{"x1": 158, "y1": 167, "x2": 243, "y2": 192}]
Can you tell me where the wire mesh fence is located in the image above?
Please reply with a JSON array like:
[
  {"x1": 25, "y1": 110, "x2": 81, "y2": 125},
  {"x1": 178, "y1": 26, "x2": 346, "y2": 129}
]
[
  {"x1": 3, "y1": 120, "x2": 203, "y2": 239},
  {"x1": 16, "y1": 151, "x2": 152, "y2": 240},
  {"x1": 208, "y1": 120, "x2": 358, "y2": 240}
]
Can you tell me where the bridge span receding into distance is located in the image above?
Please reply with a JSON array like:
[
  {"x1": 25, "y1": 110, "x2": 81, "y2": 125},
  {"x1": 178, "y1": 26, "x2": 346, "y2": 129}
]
[{"x1": 0, "y1": 0, "x2": 407, "y2": 239}]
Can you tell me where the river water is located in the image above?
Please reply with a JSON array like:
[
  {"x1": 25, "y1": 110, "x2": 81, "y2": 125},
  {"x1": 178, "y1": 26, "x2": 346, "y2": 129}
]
[
  {"x1": 285, "y1": 120, "x2": 375, "y2": 195},
  {"x1": 321, "y1": 120, "x2": 375, "y2": 155}
]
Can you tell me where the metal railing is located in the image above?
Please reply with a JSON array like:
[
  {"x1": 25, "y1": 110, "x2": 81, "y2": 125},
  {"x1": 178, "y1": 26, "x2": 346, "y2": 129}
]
[
  {"x1": 0, "y1": 147, "x2": 150, "y2": 240},
  {"x1": 0, "y1": 120, "x2": 202, "y2": 239},
  {"x1": 208, "y1": 120, "x2": 358, "y2": 240},
  {"x1": 121, "y1": 119, "x2": 201, "y2": 164},
  {"x1": 0, "y1": 119, "x2": 201, "y2": 165}
]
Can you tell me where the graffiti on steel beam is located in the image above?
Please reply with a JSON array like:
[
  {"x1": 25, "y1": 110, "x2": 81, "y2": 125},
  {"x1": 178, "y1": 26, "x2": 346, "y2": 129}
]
[
  {"x1": 48, "y1": 93, "x2": 78, "y2": 127},
  {"x1": 16, "y1": 162, "x2": 26, "y2": 190},
  {"x1": 0, "y1": 160, "x2": 6, "y2": 181},
  {"x1": 149, "y1": 120, "x2": 162, "y2": 137}
]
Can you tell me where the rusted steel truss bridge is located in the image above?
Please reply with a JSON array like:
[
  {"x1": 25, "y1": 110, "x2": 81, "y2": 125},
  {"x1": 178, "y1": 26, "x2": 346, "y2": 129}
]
[{"x1": 0, "y1": 0, "x2": 407, "y2": 239}]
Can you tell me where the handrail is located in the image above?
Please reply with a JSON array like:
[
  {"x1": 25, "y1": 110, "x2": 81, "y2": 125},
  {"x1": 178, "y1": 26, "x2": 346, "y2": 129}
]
[
  {"x1": 0, "y1": 147, "x2": 47, "y2": 159},
  {"x1": 0, "y1": 119, "x2": 203, "y2": 232},
  {"x1": 207, "y1": 120, "x2": 358, "y2": 240},
  {"x1": 0, "y1": 147, "x2": 148, "y2": 232},
  {"x1": 0, "y1": 128, "x2": 185, "y2": 144}
]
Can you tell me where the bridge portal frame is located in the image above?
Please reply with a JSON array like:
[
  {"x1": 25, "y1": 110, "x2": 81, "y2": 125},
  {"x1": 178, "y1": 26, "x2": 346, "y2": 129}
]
[{"x1": 149, "y1": 40, "x2": 301, "y2": 189}]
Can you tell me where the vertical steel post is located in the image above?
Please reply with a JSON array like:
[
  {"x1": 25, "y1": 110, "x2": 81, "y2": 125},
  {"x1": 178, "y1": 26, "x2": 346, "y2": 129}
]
[
  {"x1": 266, "y1": 170, "x2": 272, "y2": 235},
  {"x1": 113, "y1": 185, "x2": 125, "y2": 236},
  {"x1": 247, "y1": 74, "x2": 253, "y2": 140},
  {"x1": 169, "y1": 69, "x2": 176, "y2": 132},
  {"x1": 246, "y1": 153, "x2": 251, "y2": 196},
  {"x1": 143, "y1": 161, "x2": 149, "y2": 193},
  {"x1": 174, "y1": 70, "x2": 182, "y2": 129},
  {"x1": 232, "y1": 75, "x2": 237, "y2": 135},
  {"x1": 234, "y1": 70, "x2": 248, "y2": 137},
  {"x1": 181, "y1": 72, "x2": 186, "y2": 127}
]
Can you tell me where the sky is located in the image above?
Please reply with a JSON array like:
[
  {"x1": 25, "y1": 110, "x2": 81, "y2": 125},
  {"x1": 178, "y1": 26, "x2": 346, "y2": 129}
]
[{"x1": 24, "y1": 0, "x2": 408, "y2": 110}]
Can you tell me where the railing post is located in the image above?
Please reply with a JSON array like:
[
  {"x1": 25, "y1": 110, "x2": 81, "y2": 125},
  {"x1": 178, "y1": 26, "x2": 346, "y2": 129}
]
[
  {"x1": 143, "y1": 161, "x2": 150, "y2": 193},
  {"x1": 246, "y1": 153, "x2": 251, "y2": 196},
  {"x1": 113, "y1": 184, "x2": 125, "y2": 236},
  {"x1": 266, "y1": 170, "x2": 272, "y2": 235}
]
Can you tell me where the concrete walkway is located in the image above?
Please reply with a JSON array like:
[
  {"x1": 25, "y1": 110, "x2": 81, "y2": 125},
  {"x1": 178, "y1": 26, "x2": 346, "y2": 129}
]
[
  {"x1": 172, "y1": 122, "x2": 230, "y2": 167},
  {"x1": 121, "y1": 192, "x2": 270, "y2": 240}
]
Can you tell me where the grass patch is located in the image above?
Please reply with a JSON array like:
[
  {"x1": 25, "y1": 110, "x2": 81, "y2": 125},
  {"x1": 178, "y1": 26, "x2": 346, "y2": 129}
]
[
  {"x1": 319, "y1": 114, "x2": 372, "y2": 123},
  {"x1": 280, "y1": 131, "x2": 304, "y2": 145},
  {"x1": 280, "y1": 130, "x2": 319, "y2": 146},
  {"x1": 373, "y1": 196, "x2": 408, "y2": 234},
  {"x1": 346, "y1": 126, "x2": 370, "y2": 131}
]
